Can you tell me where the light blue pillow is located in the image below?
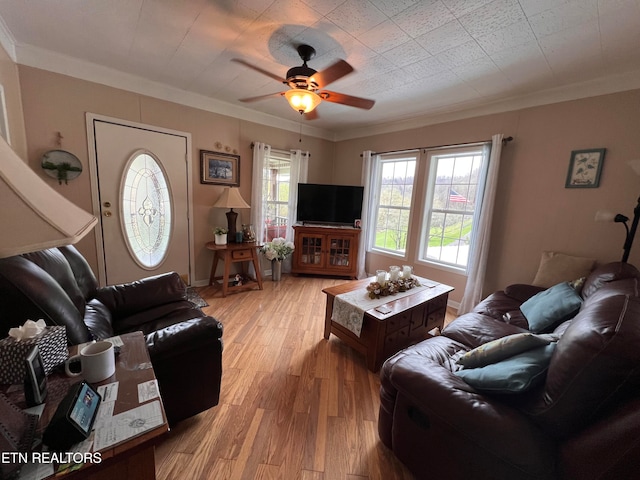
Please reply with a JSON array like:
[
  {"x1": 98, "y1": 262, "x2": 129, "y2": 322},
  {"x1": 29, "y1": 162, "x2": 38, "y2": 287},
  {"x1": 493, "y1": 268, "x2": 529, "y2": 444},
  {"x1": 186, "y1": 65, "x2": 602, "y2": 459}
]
[
  {"x1": 520, "y1": 282, "x2": 582, "y2": 333},
  {"x1": 455, "y1": 343, "x2": 557, "y2": 394}
]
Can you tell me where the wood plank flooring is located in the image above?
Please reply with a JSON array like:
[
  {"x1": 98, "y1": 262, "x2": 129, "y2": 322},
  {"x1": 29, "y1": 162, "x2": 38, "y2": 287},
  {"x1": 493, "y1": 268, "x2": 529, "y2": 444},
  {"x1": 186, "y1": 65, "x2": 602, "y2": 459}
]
[{"x1": 155, "y1": 274, "x2": 456, "y2": 480}]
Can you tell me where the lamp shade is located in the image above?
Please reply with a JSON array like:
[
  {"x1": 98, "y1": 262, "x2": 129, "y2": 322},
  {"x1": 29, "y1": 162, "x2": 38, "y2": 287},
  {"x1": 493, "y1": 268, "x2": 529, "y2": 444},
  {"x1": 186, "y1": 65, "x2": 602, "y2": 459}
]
[
  {"x1": 594, "y1": 210, "x2": 616, "y2": 222},
  {"x1": 212, "y1": 187, "x2": 250, "y2": 209},
  {"x1": 284, "y1": 89, "x2": 321, "y2": 114},
  {"x1": 0, "y1": 136, "x2": 97, "y2": 258},
  {"x1": 627, "y1": 159, "x2": 640, "y2": 176}
]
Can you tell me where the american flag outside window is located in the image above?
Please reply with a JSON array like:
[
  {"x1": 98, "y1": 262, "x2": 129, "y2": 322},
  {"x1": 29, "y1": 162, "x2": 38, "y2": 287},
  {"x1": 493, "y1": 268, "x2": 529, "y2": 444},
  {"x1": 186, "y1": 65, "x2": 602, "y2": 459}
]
[{"x1": 449, "y1": 189, "x2": 470, "y2": 203}]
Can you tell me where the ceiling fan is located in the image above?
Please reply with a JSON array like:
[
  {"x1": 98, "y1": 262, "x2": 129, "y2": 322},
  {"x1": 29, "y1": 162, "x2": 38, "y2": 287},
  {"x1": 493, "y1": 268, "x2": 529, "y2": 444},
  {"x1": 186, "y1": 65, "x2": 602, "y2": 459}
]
[{"x1": 232, "y1": 44, "x2": 375, "y2": 118}]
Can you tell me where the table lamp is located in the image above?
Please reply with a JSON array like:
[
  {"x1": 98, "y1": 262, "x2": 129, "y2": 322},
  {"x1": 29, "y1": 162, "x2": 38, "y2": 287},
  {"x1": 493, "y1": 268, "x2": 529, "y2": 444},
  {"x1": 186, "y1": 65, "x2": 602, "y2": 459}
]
[{"x1": 212, "y1": 187, "x2": 250, "y2": 242}]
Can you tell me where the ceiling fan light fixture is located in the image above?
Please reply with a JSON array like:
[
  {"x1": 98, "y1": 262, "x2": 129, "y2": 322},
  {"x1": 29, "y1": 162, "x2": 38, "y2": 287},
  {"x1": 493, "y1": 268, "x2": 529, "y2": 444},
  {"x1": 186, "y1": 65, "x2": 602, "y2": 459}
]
[{"x1": 284, "y1": 89, "x2": 321, "y2": 114}]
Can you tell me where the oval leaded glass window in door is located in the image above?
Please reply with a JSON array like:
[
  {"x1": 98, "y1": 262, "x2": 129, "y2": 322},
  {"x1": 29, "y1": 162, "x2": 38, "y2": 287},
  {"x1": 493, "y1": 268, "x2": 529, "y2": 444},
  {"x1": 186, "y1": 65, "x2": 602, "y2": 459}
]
[{"x1": 120, "y1": 151, "x2": 173, "y2": 269}]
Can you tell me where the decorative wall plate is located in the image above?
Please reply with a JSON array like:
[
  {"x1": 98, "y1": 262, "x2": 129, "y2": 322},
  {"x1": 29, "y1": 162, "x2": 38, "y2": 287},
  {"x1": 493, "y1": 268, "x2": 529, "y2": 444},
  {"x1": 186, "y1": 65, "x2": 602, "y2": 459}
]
[{"x1": 41, "y1": 150, "x2": 82, "y2": 184}]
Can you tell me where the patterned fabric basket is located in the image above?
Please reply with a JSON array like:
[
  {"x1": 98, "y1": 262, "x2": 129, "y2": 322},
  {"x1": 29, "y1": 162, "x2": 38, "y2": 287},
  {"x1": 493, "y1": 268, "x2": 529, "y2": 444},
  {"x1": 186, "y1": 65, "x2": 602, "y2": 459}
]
[{"x1": 0, "y1": 326, "x2": 68, "y2": 384}]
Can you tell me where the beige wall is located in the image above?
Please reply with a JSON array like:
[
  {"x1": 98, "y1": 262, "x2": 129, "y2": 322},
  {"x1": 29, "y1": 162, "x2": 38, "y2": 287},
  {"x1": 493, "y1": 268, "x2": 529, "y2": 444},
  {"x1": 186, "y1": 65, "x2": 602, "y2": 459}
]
[
  {"x1": 17, "y1": 66, "x2": 335, "y2": 283},
  {"x1": 14, "y1": 63, "x2": 640, "y2": 299},
  {"x1": 335, "y1": 90, "x2": 640, "y2": 302}
]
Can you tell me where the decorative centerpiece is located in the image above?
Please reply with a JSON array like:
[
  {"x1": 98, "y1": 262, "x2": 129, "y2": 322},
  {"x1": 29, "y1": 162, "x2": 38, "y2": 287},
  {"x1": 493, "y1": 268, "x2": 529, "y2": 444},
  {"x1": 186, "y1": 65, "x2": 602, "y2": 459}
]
[
  {"x1": 259, "y1": 237, "x2": 295, "y2": 281},
  {"x1": 367, "y1": 268, "x2": 420, "y2": 299}
]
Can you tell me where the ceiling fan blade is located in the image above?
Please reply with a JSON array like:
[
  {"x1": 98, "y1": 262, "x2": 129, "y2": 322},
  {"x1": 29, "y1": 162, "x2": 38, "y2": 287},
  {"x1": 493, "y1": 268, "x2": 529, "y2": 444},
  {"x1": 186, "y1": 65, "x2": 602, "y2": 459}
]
[
  {"x1": 319, "y1": 90, "x2": 375, "y2": 110},
  {"x1": 304, "y1": 109, "x2": 319, "y2": 120},
  {"x1": 231, "y1": 58, "x2": 283, "y2": 83},
  {"x1": 310, "y1": 60, "x2": 353, "y2": 88},
  {"x1": 238, "y1": 92, "x2": 285, "y2": 103}
]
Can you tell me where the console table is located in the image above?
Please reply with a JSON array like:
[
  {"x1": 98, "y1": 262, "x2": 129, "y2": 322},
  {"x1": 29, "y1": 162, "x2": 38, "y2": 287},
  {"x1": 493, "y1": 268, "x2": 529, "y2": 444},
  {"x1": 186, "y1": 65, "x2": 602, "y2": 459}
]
[
  {"x1": 323, "y1": 278, "x2": 454, "y2": 371},
  {"x1": 206, "y1": 241, "x2": 263, "y2": 297}
]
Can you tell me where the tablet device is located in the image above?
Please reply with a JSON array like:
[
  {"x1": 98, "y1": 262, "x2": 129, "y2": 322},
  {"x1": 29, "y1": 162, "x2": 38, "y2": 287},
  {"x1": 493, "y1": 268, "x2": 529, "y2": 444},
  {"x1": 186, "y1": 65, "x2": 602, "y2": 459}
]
[
  {"x1": 43, "y1": 381, "x2": 101, "y2": 451},
  {"x1": 24, "y1": 346, "x2": 47, "y2": 406}
]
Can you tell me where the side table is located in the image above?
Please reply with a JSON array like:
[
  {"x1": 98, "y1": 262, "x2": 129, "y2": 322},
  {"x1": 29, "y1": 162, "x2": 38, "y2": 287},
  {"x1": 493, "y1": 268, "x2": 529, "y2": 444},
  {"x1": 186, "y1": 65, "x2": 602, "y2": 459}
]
[
  {"x1": 206, "y1": 241, "x2": 263, "y2": 297},
  {"x1": 2, "y1": 331, "x2": 168, "y2": 480}
]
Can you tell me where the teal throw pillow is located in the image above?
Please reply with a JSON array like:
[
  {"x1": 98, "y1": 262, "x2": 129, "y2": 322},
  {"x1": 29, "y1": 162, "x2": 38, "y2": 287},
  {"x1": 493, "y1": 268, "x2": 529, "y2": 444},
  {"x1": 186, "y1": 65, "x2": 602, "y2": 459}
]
[
  {"x1": 520, "y1": 282, "x2": 582, "y2": 333},
  {"x1": 456, "y1": 333, "x2": 557, "y2": 368},
  {"x1": 455, "y1": 343, "x2": 557, "y2": 394}
]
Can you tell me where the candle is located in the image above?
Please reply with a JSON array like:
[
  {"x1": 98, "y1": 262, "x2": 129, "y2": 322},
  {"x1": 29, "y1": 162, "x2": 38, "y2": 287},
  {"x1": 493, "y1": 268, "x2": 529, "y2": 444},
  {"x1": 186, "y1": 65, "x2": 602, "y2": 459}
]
[
  {"x1": 389, "y1": 266, "x2": 400, "y2": 281},
  {"x1": 402, "y1": 265, "x2": 412, "y2": 279},
  {"x1": 376, "y1": 270, "x2": 387, "y2": 285}
]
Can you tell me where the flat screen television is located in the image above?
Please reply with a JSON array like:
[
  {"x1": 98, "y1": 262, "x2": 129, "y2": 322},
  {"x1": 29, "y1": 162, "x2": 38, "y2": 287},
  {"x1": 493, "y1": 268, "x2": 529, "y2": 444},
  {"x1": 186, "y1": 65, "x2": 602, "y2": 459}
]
[{"x1": 296, "y1": 183, "x2": 364, "y2": 226}]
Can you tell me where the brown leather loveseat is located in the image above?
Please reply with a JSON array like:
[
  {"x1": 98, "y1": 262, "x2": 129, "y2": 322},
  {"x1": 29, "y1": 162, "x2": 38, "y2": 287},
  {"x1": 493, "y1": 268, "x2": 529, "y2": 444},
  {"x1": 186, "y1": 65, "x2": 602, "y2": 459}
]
[
  {"x1": 0, "y1": 245, "x2": 223, "y2": 425},
  {"x1": 379, "y1": 262, "x2": 640, "y2": 479}
]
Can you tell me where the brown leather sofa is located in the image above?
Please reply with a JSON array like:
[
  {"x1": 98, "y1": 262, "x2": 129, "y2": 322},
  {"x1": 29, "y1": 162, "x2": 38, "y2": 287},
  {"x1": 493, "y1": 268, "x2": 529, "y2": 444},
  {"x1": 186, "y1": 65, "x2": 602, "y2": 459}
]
[
  {"x1": 0, "y1": 246, "x2": 223, "y2": 425},
  {"x1": 379, "y1": 262, "x2": 640, "y2": 480}
]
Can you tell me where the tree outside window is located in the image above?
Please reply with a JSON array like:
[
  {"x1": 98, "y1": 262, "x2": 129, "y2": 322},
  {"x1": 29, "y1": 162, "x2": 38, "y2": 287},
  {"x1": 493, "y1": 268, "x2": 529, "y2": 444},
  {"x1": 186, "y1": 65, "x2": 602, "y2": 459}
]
[
  {"x1": 371, "y1": 153, "x2": 417, "y2": 255},
  {"x1": 422, "y1": 148, "x2": 485, "y2": 270}
]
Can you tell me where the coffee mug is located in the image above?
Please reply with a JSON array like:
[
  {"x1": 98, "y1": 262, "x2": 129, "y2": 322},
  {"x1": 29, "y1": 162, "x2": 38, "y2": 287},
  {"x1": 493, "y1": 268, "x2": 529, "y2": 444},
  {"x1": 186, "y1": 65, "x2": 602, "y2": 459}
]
[{"x1": 65, "y1": 341, "x2": 116, "y2": 383}]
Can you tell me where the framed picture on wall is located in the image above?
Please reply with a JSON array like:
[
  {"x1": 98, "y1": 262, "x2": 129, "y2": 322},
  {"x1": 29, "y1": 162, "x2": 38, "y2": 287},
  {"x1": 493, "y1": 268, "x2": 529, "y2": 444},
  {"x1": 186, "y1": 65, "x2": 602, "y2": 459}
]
[
  {"x1": 200, "y1": 150, "x2": 240, "y2": 186},
  {"x1": 565, "y1": 148, "x2": 605, "y2": 188}
]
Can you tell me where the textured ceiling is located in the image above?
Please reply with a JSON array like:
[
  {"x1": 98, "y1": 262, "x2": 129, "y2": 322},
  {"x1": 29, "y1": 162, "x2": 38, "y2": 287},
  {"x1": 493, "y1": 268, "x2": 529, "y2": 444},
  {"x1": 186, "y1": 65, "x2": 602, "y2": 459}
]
[{"x1": 0, "y1": 0, "x2": 639, "y2": 138}]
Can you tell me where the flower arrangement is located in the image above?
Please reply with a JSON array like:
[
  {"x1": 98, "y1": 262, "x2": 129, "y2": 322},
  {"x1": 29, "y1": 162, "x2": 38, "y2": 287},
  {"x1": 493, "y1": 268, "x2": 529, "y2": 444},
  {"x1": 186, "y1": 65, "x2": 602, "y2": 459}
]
[
  {"x1": 260, "y1": 237, "x2": 295, "y2": 261},
  {"x1": 213, "y1": 227, "x2": 228, "y2": 235},
  {"x1": 366, "y1": 276, "x2": 421, "y2": 299}
]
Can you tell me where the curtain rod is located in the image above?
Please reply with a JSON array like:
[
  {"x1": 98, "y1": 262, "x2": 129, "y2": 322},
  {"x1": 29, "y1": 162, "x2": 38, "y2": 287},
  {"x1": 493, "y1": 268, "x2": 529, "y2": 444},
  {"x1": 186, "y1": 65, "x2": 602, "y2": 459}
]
[
  {"x1": 250, "y1": 142, "x2": 311, "y2": 158},
  {"x1": 362, "y1": 136, "x2": 513, "y2": 157}
]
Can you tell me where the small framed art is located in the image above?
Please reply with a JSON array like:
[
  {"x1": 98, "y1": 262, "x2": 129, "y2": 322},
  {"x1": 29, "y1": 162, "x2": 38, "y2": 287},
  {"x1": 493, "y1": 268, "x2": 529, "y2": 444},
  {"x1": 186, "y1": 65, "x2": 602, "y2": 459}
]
[
  {"x1": 200, "y1": 150, "x2": 240, "y2": 186},
  {"x1": 565, "y1": 148, "x2": 605, "y2": 188}
]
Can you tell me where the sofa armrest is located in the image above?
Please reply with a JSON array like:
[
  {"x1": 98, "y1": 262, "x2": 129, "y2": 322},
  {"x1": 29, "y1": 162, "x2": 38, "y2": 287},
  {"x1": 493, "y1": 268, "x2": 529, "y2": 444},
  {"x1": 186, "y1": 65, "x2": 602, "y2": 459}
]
[
  {"x1": 143, "y1": 316, "x2": 223, "y2": 424},
  {"x1": 384, "y1": 354, "x2": 556, "y2": 478},
  {"x1": 95, "y1": 272, "x2": 186, "y2": 319},
  {"x1": 144, "y1": 316, "x2": 223, "y2": 361},
  {"x1": 503, "y1": 284, "x2": 545, "y2": 303}
]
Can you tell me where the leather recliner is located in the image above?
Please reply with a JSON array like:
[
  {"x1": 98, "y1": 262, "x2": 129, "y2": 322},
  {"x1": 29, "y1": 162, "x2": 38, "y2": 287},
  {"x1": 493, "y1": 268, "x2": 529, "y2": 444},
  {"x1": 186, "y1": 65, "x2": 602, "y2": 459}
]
[
  {"x1": 379, "y1": 262, "x2": 640, "y2": 480},
  {"x1": 0, "y1": 245, "x2": 223, "y2": 425}
]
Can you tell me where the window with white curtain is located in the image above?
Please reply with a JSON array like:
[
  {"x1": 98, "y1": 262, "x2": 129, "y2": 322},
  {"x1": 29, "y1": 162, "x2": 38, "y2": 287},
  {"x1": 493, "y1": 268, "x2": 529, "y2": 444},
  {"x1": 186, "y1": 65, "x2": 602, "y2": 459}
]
[
  {"x1": 369, "y1": 151, "x2": 418, "y2": 256},
  {"x1": 420, "y1": 145, "x2": 487, "y2": 271},
  {"x1": 263, "y1": 150, "x2": 291, "y2": 241}
]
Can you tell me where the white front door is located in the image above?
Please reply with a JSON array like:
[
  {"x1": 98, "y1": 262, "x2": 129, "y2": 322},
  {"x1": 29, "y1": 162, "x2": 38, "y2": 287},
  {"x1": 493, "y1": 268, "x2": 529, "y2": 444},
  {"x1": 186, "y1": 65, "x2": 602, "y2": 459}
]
[{"x1": 87, "y1": 115, "x2": 192, "y2": 285}]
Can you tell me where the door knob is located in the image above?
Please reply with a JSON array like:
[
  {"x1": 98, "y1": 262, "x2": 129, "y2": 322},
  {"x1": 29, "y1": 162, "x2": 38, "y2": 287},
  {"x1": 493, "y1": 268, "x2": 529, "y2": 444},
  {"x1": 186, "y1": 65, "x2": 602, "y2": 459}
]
[
  {"x1": 103, "y1": 201, "x2": 111, "y2": 208},
  {"x1": 103, "y1": 211, "x2": 112, "y2": 217}
]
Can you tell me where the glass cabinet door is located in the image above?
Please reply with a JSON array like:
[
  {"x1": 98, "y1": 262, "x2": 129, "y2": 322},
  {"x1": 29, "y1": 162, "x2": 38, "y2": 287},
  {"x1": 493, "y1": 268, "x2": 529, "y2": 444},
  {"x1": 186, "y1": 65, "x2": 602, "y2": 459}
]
[
  {"x1": 328, "y1": 236, "x2": 352, "y2": 267},
  {"x1": 300, "y1": 234, "x2": 324, "y2": 265}
]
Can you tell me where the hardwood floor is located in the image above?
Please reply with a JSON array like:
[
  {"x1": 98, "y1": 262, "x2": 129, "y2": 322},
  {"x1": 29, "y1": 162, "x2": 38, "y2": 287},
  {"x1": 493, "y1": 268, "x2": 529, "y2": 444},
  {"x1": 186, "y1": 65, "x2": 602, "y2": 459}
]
[{"x1": 155, "y1": 274, "x2": 456, "y2": 480}]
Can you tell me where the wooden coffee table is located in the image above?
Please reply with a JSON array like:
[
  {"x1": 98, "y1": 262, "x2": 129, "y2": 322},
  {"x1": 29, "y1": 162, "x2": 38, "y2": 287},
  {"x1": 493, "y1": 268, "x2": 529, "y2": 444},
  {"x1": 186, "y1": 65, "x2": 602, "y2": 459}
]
[{"x1": 323, "y1": 278, "x2": 454, "y2": 372}]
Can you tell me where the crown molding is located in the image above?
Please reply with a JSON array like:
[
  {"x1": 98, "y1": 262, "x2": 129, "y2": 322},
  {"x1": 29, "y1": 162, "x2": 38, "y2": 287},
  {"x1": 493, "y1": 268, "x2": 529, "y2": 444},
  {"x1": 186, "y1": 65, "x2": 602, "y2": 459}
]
[
  {"x1": 13, "y1": 43, "x2": 337, "y2": 141},
  {"x1": 9, "y1": 41, "x2": 640, "y2": 144},
  {"x1": 333, "y1": 69, "x2": 640, "y2": 141},
  {"x1": 0, "y1": 15, "x2": 16, "y2": 62}
]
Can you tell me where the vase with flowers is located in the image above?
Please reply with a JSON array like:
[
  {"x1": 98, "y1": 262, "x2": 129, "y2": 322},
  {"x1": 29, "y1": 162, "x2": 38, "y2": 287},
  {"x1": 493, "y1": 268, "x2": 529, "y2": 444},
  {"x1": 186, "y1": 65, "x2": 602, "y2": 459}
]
[{"x1": 259, "y1": 237, "x2": 295, "y2": 281}]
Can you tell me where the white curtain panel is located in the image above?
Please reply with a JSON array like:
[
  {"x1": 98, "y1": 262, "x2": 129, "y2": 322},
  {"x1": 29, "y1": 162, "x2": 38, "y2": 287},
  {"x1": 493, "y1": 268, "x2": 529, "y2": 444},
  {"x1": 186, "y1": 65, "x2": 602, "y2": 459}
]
[
  {"x1": 458, "y1": 134, "x2": 504, "y2": 314},
  {"x1": 251, "y1": 142, "x2": 270, "y2": 245},
  {"x1": 357, "y1": 150, "x2": 374, "y2": 279},
  {"x1": 287, "y1": 149, "x2": 309, "y2": 242}
]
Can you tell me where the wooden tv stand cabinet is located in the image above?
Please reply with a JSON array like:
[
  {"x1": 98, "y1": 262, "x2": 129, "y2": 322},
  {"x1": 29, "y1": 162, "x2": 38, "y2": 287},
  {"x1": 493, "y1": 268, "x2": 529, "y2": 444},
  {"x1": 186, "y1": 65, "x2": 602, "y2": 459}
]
[{"x1": 292, "y1": 225, "x2": 360, "y2": 278}]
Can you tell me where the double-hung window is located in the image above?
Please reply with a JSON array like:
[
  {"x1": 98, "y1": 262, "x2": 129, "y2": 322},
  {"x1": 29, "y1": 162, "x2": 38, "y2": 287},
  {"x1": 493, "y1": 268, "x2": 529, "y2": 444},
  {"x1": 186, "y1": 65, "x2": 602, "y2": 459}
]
[
  {"x1": 262, "y1": 150, "x2": 291, "y2": 241},
  {"x1": 420, "y1": 145, "x2": 486, "y2": 271},
  {"x1": 370, "y1": 151, "x2": 418, "y2": 255}
]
